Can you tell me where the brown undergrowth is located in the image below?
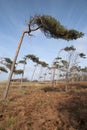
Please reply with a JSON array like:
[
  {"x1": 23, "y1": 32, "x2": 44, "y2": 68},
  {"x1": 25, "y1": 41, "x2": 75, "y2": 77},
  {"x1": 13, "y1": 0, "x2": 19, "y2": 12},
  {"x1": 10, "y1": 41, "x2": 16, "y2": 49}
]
[{"x1": 0, "y1": 81, "x2": 87, "y2": 130}]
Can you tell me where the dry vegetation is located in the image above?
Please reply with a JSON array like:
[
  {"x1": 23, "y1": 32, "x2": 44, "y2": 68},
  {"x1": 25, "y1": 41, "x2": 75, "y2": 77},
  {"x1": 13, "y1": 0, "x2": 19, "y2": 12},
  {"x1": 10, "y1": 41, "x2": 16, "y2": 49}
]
[{"x1": 0, "y1": 81, "x2": 87, "y2": 130}]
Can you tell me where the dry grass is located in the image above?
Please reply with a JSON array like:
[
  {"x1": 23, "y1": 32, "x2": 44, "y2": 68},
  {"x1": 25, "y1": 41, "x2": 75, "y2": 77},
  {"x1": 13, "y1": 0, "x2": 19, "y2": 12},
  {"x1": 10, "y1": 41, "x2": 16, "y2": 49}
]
[{"x1": 0, "y1": 81, "x2": 87, "y2": 130}]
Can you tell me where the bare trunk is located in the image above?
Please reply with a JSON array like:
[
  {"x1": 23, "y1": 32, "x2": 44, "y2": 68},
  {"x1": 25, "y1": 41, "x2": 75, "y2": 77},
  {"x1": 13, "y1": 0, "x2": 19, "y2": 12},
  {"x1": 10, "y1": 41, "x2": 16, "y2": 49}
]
[
  {"x1": 44, "y1": 74, "x2": 46, "y2": 81},
  {"x1": 51, "y1": 66, "x2": 56, "y2": 87},
  {"x1": 56, "y1": 69, "x2": 60, "y2": 84},
  {"x1": 43, "y1": 68, "x2": 48, "y2": 81},
  {"x1": 31, "y1": 64, "x2": 37, "y2": 81},
  {"x1": 20, "y1": 62, "x2": 26, "y2": 88},
  {"x1": 3, "y1": 30, "x2": 29, "y2": 100},
  {"x1": 65, "y1": 72, "x2": 69, "y2": 92},
  {"x1": 38, "y1": 66, "x2": 43, "y2": 81}
]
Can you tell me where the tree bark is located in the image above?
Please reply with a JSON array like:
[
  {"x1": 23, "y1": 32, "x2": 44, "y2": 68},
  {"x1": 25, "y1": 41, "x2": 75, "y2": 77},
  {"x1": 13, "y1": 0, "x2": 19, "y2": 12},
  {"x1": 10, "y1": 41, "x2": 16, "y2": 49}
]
[{"x1": 3, "y1": 30, "x2": 29, "y2": 100}]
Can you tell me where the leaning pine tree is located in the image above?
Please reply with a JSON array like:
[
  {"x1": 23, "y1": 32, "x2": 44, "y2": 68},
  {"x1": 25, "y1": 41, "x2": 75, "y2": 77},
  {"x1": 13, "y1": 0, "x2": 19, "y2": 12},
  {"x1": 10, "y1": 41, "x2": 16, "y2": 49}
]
[{"x1": 3, "y1": 14, "x2": 84, "y2": 99}]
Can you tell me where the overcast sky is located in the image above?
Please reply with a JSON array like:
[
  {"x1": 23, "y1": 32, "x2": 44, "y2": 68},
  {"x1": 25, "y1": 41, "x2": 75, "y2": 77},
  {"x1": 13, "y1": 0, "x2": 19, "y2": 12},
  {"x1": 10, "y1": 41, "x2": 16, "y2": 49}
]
[{"x1": 0, "y1": 0, "x2": 87, "y2": 81}]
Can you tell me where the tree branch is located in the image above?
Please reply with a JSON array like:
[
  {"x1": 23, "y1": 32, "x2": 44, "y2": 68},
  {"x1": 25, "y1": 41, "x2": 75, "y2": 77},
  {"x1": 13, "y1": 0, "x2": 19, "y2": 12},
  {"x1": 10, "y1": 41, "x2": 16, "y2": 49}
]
[{"x1": 31, "y1": 25, "x2": 42, "y2": 32}]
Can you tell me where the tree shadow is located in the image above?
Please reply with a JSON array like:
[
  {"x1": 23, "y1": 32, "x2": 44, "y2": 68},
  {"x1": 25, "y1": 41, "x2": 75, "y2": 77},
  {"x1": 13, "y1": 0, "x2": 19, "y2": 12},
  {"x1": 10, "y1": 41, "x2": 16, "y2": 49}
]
[
  {"x1": 57, "y1": 91, "x2": 87, "y2": 130},
  {"x1": 76, "y1": 84, "x2": 87, "y2": 89},
  {"x1": 41, "y1": 86, "x2": 63, "y2": 92},
  {"x1": 69, "y1": 82, "x2": 87, "y2": 89}
]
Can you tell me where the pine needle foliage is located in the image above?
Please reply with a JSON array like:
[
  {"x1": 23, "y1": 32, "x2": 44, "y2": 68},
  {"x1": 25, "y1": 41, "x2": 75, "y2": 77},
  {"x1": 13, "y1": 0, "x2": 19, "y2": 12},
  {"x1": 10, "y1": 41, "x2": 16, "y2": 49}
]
[
  {"x1": 18, "y1": 60, "x2": 27, "y2": 64},
  {"x1": 79, "y1": 53, "x2": 86, "y2": 58},
  {"x1": 13, "y1": 69, "x2": 23, "y2": 74},
  {"x1": 0, "y1": 66, "x2": 8, "y2": 73},
  {"x1": 38, "y1": 61, "x2": 48, "y2": 67},
  {"x1": 25, "y1": 54, "x2": 39, "y2": 63},
  {"x1": 64, "y1": 46, "x2": 76, "y2": 51},
  {"x1": 31, "y1": 15, "x2": 84, "y2": 40},
  {"x1": 4, "y1": 58, "x2": 13, "y2": 64}
]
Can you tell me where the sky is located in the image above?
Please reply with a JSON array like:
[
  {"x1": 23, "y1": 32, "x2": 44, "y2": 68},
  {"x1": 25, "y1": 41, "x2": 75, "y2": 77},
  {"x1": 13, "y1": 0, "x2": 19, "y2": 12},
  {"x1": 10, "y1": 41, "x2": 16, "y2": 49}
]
[{"x1": 0, "y1": 0, "x2": 87, "y2": 81}]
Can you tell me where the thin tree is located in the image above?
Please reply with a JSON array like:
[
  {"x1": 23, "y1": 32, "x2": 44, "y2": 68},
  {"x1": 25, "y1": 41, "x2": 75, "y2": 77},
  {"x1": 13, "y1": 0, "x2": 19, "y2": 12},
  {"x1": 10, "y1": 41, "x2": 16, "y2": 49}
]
[
  {"x1": 51, "y1": 61, "x2": 57, "y2": 87},
  {"x1": 0, "y1": 57, "x2": 17, "y2": 72},
  {"x1": 51, "y1": 47, "x2": 73, "y2": 87},
  {"x1": 61, "y1": 46, "x2": 86, "y2": 91},
  {"x1": 13, "y1": 69, "x2": 23, "y2": 81},
  {"x1": 38, "y1": 61, "x2": 48, "y2": 81},
  {"x1": 3, "y1": 14, "x2": 84, "y2": 99},
  {"x1": 78, "y1": 53, "x2": 86, "y2": 81},
  {"x1": 18, "y1": 57, "x2": 27, "y2": 87},
  {"x1": 81, "y1": 67, "x2": 87, "y2": 81},
  {"x1": 41, "y1": 62, "x2": 48, "y2": 82},
  {"x1": 31, "y1": 61, "x2": 39, "y2": 81},
  {"x1": 51, "y1": 56, "x2": 62, "y2": 87},
  {"x1": 0, "y1": 57, "x2": 17, "y2": 79},
  {"x1": 25, "y1": 54, "x2": 39, "y2": 81}
]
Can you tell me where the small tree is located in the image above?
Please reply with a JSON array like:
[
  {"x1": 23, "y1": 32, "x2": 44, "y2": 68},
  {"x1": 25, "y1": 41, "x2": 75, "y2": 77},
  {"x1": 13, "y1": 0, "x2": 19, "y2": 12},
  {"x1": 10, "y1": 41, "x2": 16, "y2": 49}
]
[
  {"x1": 81, "y1": 67, "x2": 87, "y2": 81},
  {"x1": 60, "y1": 46, "x2": 86, "y2": 91},
  {"x1": 0, "y1": 57, "x2": 17, "y2": 72},
  {"x1": 3, "y1": 14, "x2": 84, "y2": 99},
  {"x1": 18, "y1": 57, "x2": 27, "y2": 87},
  {"x1": 31, "y1": 60, "x2": 39, "y2": 81},
  {"x1": 25, "y1": 54, "x2": 39, "y2": 81},
  {"x1": 38, "y1": 61, "x2": 48, "y2": 81},
  {"x1": 51, "y1": 56, "x2": 62, "y2": 87}
]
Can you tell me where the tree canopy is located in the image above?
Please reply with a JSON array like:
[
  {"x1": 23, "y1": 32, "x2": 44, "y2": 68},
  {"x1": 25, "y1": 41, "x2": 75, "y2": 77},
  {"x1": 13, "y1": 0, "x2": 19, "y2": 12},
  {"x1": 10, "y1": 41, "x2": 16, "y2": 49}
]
[
  {"x1": 4, "y1": 58, "x2": 13, "y2": 64},
  {"x1": 0, "y1": 66, "x2": 8, "y2": 73},
  {"x1": 38, "y1": 61, "x2": 48, "y2": 67},
  {"x1": 79, "y1": 53, "x2": 86, "y2": 58},
  {"x1": 29, "y1": 15, "x2": 84, "y2": 40},
  {"x1": 64, "y1": 46, "x2": 76, "y2": 51},
  {"x1": 13, "y1": 69, "x2": 23, "y2": 75},
  {"x1": 18, "y1": 59, "x2": 27, "y2": 64},
  {"x1": 25, "y1": 54, "x2": 39, "y2": 63}
]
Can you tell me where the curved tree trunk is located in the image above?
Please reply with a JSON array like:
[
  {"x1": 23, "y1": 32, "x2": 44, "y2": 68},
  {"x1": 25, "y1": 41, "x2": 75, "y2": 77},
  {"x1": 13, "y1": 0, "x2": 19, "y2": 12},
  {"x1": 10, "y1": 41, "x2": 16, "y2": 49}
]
[{"x1": 3, "y1": 30, "x2": 29, "y2": 100}]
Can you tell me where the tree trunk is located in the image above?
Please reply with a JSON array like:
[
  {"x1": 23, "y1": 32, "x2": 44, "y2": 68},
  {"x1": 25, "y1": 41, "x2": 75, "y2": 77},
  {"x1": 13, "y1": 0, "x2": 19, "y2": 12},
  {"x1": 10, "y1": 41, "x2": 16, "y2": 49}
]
[
  {"x1": 65, "y1": 72, "x2": 69, "y2": 92},
  {"x1": 43, "y1": 68, "x2": 48, "y2": 81},
  {"x1": 31, "y1": 64, "x2": 37, "y2": 81},
  {"x1": 20, "y1": 62, "x2": 26, "y2": 88},
  {"x1": 38, "y1": 66, "x2": 43, "y2": 81},
  {"x1": 56, "y1": 69, "x2": 60, "y2": 83},
  {"x1": 3, "y1": 30, "x2": 29, "y2": 100},
  {"x1": 51, "y1": 66, "x2": 56, "y2": 87}
]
